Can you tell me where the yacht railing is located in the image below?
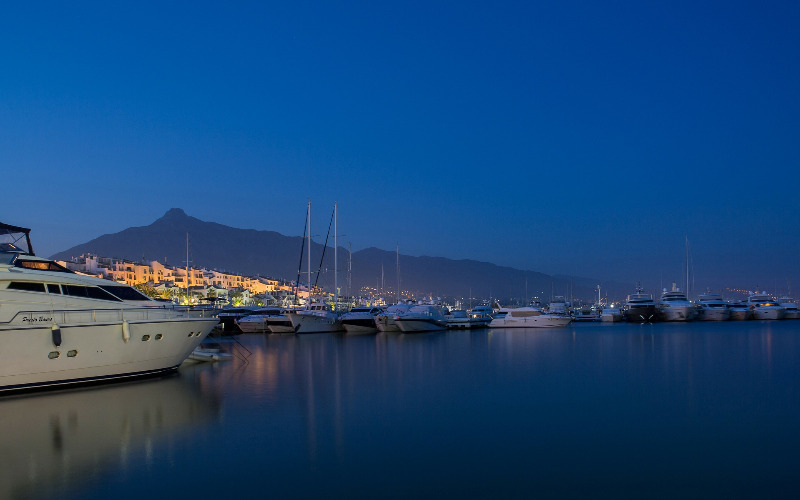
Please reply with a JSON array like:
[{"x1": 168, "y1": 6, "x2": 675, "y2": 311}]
[{"x1": 2, "y1": 306, "x2": 218, "y2": 326}]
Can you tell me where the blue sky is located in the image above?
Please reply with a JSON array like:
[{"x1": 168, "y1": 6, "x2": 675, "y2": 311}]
[{"x1": 2, "y1": 1, "x2": 799, "y2": 296}]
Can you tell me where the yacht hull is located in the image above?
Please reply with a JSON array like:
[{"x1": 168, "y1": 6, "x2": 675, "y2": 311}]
[
  {"x1": 751, "y1": 307, "x2": 785, "y2": 320},
  {"x1": 375, "y1": 315, "x2": 402, "y2": 332},
  {"x1": 287, "y1": 312, "x2": 344, "y2": 334},
  {"x1": 697, "y1": 308, "x2": 730, "y2": 321},
  {"x1": 659, "y1": 306, "x2": 694, "y2": 322},
  {"x1": 0, "y1": 317, "x2": 217, "y2": 393},
  {"x1": 395, "y1": 318, "x2": 447, "y2": 333},
  {"x1": 489, "y1": 315, "x2": 571, "y2": 328},
  {"x1": 624, "y1": 306, "x2": 659, "y2": 323}
]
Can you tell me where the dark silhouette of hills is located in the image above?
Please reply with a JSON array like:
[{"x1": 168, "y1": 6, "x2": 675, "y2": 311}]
[{"x1": 52, "y1": 208, "x2": 614, "y2": 302}]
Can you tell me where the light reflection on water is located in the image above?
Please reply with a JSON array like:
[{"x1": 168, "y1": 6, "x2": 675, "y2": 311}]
[{"x1": 6, "y1": 321, "x2": 800, "y2": 499}]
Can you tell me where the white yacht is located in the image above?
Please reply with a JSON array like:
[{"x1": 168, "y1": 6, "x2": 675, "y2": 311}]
[
  {"x1": 777, "y1": 296, "x2": 800, "y2": 319},
  {"x1": 287, "y1": 303, "x2": 344, "y2": 334},
  {"x1": 694, "y1": 292, "x2": 730, "y2": 321},
  {"x1": 746, "y1": 292, "x2": 785, "y2": 320},
  {"x1": 0, "y1": 222, "x2": 218, "y2": 393},
  {"x1": 727, "y1": 301, "x2": 751, "y2": 321},
  {"x1": 339, "y1": 306, "x2": 383, "y2": 334},
  {"x1": 445, "y1": 309, "x2": 471, "y2": 329},
  {"x1": 235, "y1": 307, "x2": 287, "y2": 333},
  {"x1": 394, "y1": 304, "x2": 448, "y2": 333},
  {"x1": 374, "y1": 303, "x2": 414, "y2": 332},
  {"x1": 489, "y1": 306, "x2": 572, "y2": 328},
  {"x1": 657, "y1": 285, "x2": 694, "y2": 321},
  {"x1": 547, "y1": 296, "x2": 570, "y2": 317},
  {"x1": 266, "y1": 308, "x2": 296, "y2": 333}
]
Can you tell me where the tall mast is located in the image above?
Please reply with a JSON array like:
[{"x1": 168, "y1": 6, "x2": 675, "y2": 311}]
[
  {"x1": 685, "y1": 234, "x2": 689, "y2": 297},
  {"x1": 334, "y1": 201, "x2": 338, "y2": 310},
  {"x1": 185, "y1": 232, "x2": 189, "y2": 302},
  {"x1": 396, "y1": 243, "x2": 400, "y2": 303},
  {"x1": 307, "y1": 200, "x2": 312, "y2": 306}
]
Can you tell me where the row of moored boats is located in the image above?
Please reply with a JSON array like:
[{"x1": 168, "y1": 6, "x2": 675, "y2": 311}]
[
  {"x1": 583, "y1": 285, "x2": 800, "y2": 323},
  {"x1": 231, "y1": 301, "x2": 575, "y2": 335}
]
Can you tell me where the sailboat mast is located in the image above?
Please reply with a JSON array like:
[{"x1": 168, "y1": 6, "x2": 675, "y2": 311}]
[
  {"x1": 307, "y1": 200, "x2": 312, "y2": 305},
  {"x1": 185, "y1": 232, "x2": 189, "y2": 302},
  {"x1": 685, "y1": 235, "x2": 689, "y2": 297},
  {"x1": 334, "y1": 201, "x2": 338, "y2": 310},
  {"x1": 396, "y1": 244, "x2": 400, "y2": 303}
]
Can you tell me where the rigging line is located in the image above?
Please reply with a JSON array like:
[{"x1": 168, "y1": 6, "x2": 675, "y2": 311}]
[
  {"x1": 294, "y1": 208, "x2": 309, "y2": 305},
  {"x1": 313, "y1": 205, "x2": 335, "y2": 290}
]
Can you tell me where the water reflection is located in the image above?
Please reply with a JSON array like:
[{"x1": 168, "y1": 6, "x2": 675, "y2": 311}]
[{"x1": 0, "y1": 373, "x2": 222, "y2": 500}]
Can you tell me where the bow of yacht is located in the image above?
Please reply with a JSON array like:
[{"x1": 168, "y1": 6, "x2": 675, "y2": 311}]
[{"x1": 0, "y1": 222, "x2": 218, "y2": 393}]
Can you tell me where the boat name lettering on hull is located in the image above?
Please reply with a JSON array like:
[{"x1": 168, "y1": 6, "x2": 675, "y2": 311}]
[{"x1": 22, "y1": 315, "x2": 54, "y2": 324}]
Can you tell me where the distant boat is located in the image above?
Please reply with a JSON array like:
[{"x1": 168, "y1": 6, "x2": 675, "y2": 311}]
[
  {"x1": 287, "y1": 303, "x2": 344, "y2": 334},
  {"x1": 236, "y1": 307, "x2": 289, "y2": 333},
  {"x1": 394, "y1": 304, "x2": 448, "y2": 333},
  {"x1": 467, "y1": 305, "x2": 494, "y2": 328},
  {"x1": 340, "y1": 306, "x2": 383, "y2": 334},
  {"x1": 777, "y1": 296, "x2": 800, "y2": 319},
  {"x1": 623, "y1": 284, "x2": 658, "y2": 323},
  {"x1": 489, "y1": 306, "x2": 572, "y2": 328},
  {"x1": 746, "y1": 292, "x2": 785, "y2": 320},
  {"x1": 657, "y1": 284, "x2": 694, "y2": 322},
  {"x1": 600, "y1": 306, "x2": 623, "y2": 323},
  {"x1": 375, "y1": 303, "x2": 414, "y2": 332},
  {"x1": 695, "y1": 292, "x2": 730, "y2": 321},
  {"x1": 727, "y1": 301, "x2": 751, "y2": 321}
]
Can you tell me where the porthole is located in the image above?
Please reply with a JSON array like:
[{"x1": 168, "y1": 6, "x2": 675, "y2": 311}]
[
  {"x1": 155, "y1": 334, "x2": 163, "y2": 340},
  {"x1": 48, "y1": 351, "x2": 60, "y2": 359},
  {"x1": 67, "y1": 350, "x2": 78, "y2": 357},
  {"x1": 141, "y1": 335, "x2": 151, "y2": 341},
  {"x1": 187, "y1": 332, "x2": 193, "y2": 337}
]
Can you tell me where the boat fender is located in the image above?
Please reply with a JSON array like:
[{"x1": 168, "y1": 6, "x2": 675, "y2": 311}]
[
  {"x1": 51, "y1": 323, "x2": 62, "y2": 347},
  {"x1": 122, "y1": 320, "x2": 131, "y2": 343}
]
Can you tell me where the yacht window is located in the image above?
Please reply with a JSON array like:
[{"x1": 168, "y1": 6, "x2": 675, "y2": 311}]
[
  {"x1": 47, "y1": 284, "x2": 62, "y2": 294},
  {"x1": 99, "y1": 285, "x2": 151, "y2": 301},
  {"x1": 62, "y1": 285, "x2": 88, "y2": 297},
  {"x1": 15, "y1": 260, "x2": 73, "y2": 272},
  {"x1": 7, "y1": 281, "x2": 47, "y2": 293},
  {"x1": 86, "y1": 286, "x2": 122, "y2": 301}
]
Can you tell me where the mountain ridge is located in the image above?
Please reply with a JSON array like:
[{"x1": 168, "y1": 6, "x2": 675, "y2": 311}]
[{"x1": 52, "y1": 209, "x2": 619, "y2": 302}]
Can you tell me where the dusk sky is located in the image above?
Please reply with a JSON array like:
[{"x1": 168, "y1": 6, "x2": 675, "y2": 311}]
[{"x1": 3, "y1": 1, "x2": 799, "y2": 296}]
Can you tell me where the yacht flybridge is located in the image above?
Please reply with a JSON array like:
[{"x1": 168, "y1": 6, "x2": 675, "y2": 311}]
[{"x1": 0, "y1": 222, "x2": 218, "y2": 393}]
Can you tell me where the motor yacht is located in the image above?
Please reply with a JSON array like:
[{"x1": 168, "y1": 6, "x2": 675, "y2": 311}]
[
  {"x1": 467, "y1": 305, "x2": 494, "y2": 328},
  {"x1": 394, "y1": 304, "x2": 448, "y2": 333},
  {"x1": 0, "y1": 222, "x2": 218, "y2": 393},
  {"x1": 727, "y1": 301, "x2": 751, "y2": 321},
  {"x1": 623, "y1": 284, "x2": 658, "y2": 323},
  {"x1": 657, "y1": 284, "x2": 694, "y2": 321},
  {"x1": 694, "y1": 292, "x2": 730, "y2": 321},
  {"x1": 489, "y1": 306, "x2": 572, "y2": 328},
  {"x1": 236, "y1": 307, "x2": 287, "y2": 333},
  {"x1": 374, "y1": 303, "x2": 414, "y2": 332},
  {"x1": 777, "y1": 296, "x2": 800, "y2": 319},
  {"x1": 287, "y1": 303, "x2": 344, "y2": 334},
  {"x1": 746, "y1": 292, "x2": 785, "y2": 320},
  {"x1": 339, "y1": 306, "x2": 383, "y2": 334}
]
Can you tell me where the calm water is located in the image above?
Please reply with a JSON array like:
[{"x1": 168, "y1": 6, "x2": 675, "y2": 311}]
[{"x1": 4, "y1": 321, "x2": 800, "y2": 499}]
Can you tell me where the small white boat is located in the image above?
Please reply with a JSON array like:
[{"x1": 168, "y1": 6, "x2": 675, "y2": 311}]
[
  {"x1": 446, "y1": 310, "x2": 471, "y2": 329},
  {"x1": 489, "y1": 307, "x2": 572, "y2": 328},
  {"x1": 187, "y1": 346, "x2": 233, "y2": 363}
]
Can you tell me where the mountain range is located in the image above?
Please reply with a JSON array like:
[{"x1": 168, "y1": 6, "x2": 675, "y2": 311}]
[{"x1": 52, "y1": 208, "x2": 617, "y2": 303}]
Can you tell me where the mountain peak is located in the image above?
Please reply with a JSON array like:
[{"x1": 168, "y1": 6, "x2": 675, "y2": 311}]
[{"x1": 163, "y1": 208, "x2": 187, "y2": 218}]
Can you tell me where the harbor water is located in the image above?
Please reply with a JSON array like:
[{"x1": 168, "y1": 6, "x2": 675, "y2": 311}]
[{"x1": 4, "y1": 321, "x2": 800, "y2": 499}]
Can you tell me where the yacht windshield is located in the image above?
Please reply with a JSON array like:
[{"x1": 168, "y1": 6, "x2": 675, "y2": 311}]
[{"x1": 0, "y1": 223, "x2": 34, "y2": 255}]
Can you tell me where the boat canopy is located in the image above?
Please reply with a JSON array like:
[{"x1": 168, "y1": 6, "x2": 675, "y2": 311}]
[{"x1": 0, "y1": 222, "x2": 34, "y2": 255}]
